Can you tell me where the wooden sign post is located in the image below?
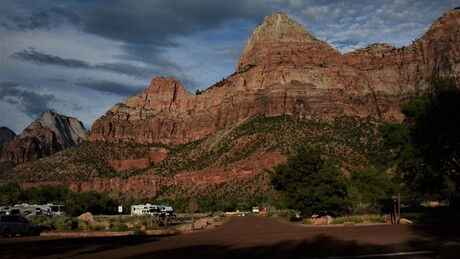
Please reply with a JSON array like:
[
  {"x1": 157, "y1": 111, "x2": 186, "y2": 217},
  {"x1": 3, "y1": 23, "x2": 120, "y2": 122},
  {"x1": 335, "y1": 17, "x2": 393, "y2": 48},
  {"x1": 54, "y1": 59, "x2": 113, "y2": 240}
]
[{"x1": 188, "y1": 201, "x2": 198, "y2": 230}]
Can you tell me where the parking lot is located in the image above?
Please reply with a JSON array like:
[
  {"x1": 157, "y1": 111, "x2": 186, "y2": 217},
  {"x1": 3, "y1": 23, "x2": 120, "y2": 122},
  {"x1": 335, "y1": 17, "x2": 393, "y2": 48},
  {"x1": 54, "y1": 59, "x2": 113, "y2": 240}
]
[{"x1": 1, "y1": 216, "x2": 459, "y2": 258}]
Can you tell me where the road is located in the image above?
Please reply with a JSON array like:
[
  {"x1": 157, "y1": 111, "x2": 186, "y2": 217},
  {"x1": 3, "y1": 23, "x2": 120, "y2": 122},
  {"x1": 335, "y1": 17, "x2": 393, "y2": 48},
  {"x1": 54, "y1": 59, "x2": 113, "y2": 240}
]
[{"x1": 1, "y1": 216, "x2": 459, "y2": 258}]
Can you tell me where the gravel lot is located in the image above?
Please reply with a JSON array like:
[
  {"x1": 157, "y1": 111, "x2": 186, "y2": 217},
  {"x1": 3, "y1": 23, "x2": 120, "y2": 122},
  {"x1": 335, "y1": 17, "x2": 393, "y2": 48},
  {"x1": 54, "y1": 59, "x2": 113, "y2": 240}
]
[{"x1": 1, "y1": 216, "x2": 459, "y2": 258}]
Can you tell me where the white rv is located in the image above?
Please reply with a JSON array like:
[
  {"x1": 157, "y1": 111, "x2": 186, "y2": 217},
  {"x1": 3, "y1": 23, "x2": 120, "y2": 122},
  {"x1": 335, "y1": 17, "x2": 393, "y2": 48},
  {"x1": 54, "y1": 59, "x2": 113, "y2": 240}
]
[
  {"x1": 130, "y1": 204, "x2": 175, "y2": 220},
  {"x1": 130, "y1": 204, "x2": 164, "y2": 218},
  {"x1": 0, "y1": 203, "x2": 65, "y2": 217}
]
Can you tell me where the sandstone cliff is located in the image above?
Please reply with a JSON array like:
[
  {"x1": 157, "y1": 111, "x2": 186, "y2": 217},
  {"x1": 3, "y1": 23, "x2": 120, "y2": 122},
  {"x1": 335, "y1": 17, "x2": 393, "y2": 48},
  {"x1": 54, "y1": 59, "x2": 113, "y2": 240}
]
[
  {"x1": 89, "y1": 10, "x2": 460, "y2": 145},
  {"x1": 1, "y1": 110, "x2": 88, "y2": 165}
]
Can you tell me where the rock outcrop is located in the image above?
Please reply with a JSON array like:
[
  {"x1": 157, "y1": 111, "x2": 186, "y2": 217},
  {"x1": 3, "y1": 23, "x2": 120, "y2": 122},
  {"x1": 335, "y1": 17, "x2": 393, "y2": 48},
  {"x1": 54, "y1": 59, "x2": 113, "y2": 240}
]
[
  {"x1": 66, "y1": 152, "x2": 284, "y2": 198},
  {"x1": 1, "y1": 110, "x2": 88, "y2": 165},
  {"x1": 0, "y1": 127, "x2": 16, "y2": 158},
  {"x1": 89, "y1": 10, "x2": 460, "y2": 145}
]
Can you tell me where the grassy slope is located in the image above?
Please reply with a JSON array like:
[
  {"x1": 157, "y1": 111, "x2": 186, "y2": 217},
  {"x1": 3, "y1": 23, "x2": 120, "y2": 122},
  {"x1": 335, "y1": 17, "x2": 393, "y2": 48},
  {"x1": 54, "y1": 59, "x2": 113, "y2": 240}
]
[{"x1": 1, "y1": 115, "x2": 390, "y2": 203}]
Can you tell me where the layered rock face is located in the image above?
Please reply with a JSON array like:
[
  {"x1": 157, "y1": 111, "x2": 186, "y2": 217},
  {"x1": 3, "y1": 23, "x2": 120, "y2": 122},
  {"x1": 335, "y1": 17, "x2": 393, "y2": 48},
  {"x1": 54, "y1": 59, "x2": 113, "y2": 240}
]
[
  {"x1": 90, "y1": 10, "x2": 460, "y2": 145},
  {"x1": 0, "y1": 127, "x2": 16, "y2": 158},
  {"x1": 1, "y1": 110, "x2": 88, "y2": 165}
]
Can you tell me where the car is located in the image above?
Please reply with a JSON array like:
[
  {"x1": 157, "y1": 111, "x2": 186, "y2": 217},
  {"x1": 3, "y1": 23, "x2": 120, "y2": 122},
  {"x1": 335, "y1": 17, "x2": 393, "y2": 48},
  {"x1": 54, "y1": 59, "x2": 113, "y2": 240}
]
[{"x1": 0, "y1": 214, "x2": 36, "y2": 237}]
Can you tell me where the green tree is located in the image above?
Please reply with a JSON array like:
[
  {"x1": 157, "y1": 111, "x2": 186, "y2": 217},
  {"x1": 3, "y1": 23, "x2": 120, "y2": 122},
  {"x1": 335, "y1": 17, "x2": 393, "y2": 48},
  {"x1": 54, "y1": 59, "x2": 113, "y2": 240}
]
[
  {"x1": 0, "y1": 182, "x2": 22, "y2": 205},
  {"x1": 270, "y1": 145, "x2": 349, "y2": 216},
  {"x1": 20, "y1": 185, "x2": 69, "y2": 205},
  {"x1": 348, "y1": 168, "x2": 395, "y2": 213},
  {"x1": 380, "y1": 77, "x2": 460, "y2": 204},
  {"x1": 65, "y1": 191, "x2": 119, "y2": 216}
]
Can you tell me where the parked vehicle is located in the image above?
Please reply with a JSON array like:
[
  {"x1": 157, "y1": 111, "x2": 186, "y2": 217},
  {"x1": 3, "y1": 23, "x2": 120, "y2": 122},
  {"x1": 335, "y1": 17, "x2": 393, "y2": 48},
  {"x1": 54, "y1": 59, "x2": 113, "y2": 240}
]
[
  {"x1": 0, "y1": 214, "x2": 36, "y2": 237},
  {"x1": 36, "y1": 204, "x2": 66, "y2": 216},
  {"x1": 0, "y1": 203, "x2": 66, "y2": 217},
  {"x1": 131, "y1": 204, "x2": 164, "y2": 219},
  {"x1": 130, "y1": 204, "x2": 177, "y2": 222}
]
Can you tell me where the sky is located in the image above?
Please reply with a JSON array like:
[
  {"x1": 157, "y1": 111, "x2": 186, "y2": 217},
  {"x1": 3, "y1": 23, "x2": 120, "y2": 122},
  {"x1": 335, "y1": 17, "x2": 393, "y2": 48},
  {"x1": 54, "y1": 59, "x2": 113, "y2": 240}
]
[{"x1": 0, "y1": 0, "x2": 458, "y2": 133}]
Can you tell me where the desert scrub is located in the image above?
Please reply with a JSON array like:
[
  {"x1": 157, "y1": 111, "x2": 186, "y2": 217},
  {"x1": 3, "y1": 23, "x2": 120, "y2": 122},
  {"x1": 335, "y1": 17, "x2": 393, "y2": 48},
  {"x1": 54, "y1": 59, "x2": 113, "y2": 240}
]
[
  {"x1": 133, "y1": 215, "x2": 158, "y2": 230},
  {"x1": 29, "y1": 215, "x2": 78, "y2": 230},
  {"x1": 78, "y1": 220, "x2": 108, "y2": 231},
  {"x1": 111, "y1": 222, "x2": 129, "y2": 231},
  {"x1": 331, "y1": 214, "x2": 385, "y2": 224},
  {"x1": 266, "y1": 209, "x2": 299, "y2": 220}
]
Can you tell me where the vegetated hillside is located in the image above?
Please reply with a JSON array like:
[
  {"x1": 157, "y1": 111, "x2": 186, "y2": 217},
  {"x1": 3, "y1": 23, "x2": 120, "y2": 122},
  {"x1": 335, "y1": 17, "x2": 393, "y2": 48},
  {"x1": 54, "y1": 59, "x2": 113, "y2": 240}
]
[
  {"x1": 0, "y1": 140, "x2": 166, "y2": 182},
  {"x1": 149, "y1": 114, "x2": 389, "y2": 202},
  {"x1": 1, "y1": 114, "x2": 390, "y2": 201},
  {"x1": 152, "y1": 115, "x2": 388, "y2": 176}
]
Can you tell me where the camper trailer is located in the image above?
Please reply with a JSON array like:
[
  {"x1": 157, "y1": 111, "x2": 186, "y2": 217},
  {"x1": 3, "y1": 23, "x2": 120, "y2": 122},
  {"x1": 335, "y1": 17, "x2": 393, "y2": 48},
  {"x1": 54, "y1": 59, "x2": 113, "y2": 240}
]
[
  {"x1": 0, "y1": 203, "x2": 65, "y2": 217},
  {"x1": 130, "y1": 204, "x2": 165, "y2": 219},
  {"x1": 36, "y1": 204, "x2": 66, "y2": 215},
  {"x1": 1, "y1": 204, "x2": 44, "y2": 218},
  {"x1": 130, "y1": 204, "x2": 176, "y2": 221}
]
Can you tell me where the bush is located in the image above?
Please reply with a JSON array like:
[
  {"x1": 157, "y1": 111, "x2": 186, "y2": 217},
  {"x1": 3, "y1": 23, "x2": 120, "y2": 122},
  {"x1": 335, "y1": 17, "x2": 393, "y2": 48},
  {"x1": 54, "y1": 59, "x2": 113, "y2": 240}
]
[
  {"x1": 28, "y1": 215, "x2": 53, "y2": 231},
  {"x1": 348, "y1": 168, "x2": 396, "y2": 214},
  {"x1": 132, "y1": 215, "x2": 158, "y2": 230},
  {"x1": 270, "y1": 145, "x2": 349, "y2": 216},
  {"x1": 332, "y1": 214, "x2": 385, "y2": 224},
  {"x1": 112, "y1": 222, "x2": 129, "y2": 231},
  {"x1": 29, "y1": 215, "x2": 78, "y2": 231},
  {"x1": 52, "y1": 215, "x2": 78, "y2": 230}
]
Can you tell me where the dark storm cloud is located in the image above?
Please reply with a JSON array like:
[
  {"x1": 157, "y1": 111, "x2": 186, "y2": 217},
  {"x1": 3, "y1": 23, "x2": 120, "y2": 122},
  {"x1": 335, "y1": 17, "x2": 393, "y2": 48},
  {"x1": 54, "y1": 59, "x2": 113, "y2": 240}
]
[
  {"x1": 83, "y1": 0, "x2": 270, "y2": 45},
  {"x1": 11, "y1": 48, "x2": 90, "y2": 68},
  {"x1": 11, "y1": 48, "x2": 154, "y2": 80},
  {"x1": 0, "y1": 82, "x2": 59, "y2": 118},
  {"x1": 75, "y1": 80, "x2": 143, "y2": 96},
  {"x1": 0, "y1": 2, "x2": 83, "y2": 31}
]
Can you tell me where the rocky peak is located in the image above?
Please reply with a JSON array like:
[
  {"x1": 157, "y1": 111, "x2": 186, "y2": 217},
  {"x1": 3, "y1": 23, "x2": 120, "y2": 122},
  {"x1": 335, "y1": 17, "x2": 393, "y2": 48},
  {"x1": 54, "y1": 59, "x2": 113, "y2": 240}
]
[
  {"x1": 146, "y1": 76, "x2": 188, "y2": 98},
  {"x1": 237, "y1": 12, "x2": 334, "y2": 72},
  {"x1": 1, "y1": 110, "x2": 88, "y2": 165},
  {"x1": 423, "y1": 8, "x2": 460, "y2": 40},
  {"x1": 123, "y1": 76, "x2": 192, "y2": 112},
  {"x1": 248, "y1": 12, "x2": 316, "y2": 42},
  {"x1": 26, "y1": 110, "x2": 88, "y2": 147},
  {"x1": 350, "y1": 43, "x2": 397, "y2": 57},
  {"x1": 0, "y1": 127, "x2": 16, "y2": 157},
  {"x1": 0, "y1": 127, "x2": 16, "y2": 141}
]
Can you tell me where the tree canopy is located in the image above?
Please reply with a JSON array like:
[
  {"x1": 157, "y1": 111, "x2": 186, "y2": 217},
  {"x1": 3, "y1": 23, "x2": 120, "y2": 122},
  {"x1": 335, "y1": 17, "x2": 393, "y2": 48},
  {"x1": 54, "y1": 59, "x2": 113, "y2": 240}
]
[
  {"x1": 380, "y1": 77, "x2": 460, "y2": 204},
  {"x1": 270, "y1": 145, "x2": 349, "y2": 216}
]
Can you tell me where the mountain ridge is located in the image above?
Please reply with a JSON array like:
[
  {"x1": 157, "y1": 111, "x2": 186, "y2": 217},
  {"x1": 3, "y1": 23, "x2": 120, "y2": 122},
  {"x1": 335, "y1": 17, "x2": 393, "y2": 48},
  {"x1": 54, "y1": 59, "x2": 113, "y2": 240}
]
[
  {"x1": 0, "y1": 110, "x2": 88, "y2": 165},
  {"x1": 89, "y1": 9, "x2": 460, "y2": 145}
]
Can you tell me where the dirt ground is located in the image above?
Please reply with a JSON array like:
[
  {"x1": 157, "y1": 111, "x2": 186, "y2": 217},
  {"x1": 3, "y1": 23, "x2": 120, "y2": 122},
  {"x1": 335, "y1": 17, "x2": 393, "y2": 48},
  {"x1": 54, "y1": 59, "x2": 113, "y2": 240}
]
[{"x1": 1, "y1": 216, "x2": 459, "y2": 258}]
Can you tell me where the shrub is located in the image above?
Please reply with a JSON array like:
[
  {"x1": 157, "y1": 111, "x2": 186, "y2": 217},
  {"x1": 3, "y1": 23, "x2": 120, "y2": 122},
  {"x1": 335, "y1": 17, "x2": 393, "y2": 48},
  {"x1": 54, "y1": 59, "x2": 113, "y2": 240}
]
[
  {"x1": 112, "y1": 222, "x2": 129, "y2": 231},
  {"x1": 332, "y1": 214, "x2": 385, "y2": 224},
  {"x1": 52, "y1": 215, "x2": 78, "y2": 230}
]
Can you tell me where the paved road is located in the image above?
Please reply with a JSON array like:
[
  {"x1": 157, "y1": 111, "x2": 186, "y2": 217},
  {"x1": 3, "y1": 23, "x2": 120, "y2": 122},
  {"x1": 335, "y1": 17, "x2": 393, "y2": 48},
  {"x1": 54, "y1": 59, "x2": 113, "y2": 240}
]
[{"x1": 1, "y1": 216, "x2": 459, "y2": 258}]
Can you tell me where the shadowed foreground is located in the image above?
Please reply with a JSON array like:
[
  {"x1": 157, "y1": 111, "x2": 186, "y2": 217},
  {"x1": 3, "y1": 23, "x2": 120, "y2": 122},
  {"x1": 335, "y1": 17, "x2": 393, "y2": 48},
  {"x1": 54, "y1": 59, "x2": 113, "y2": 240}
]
[{"x1": 1, "y1": 216, "x2": 459, "y2": 258}]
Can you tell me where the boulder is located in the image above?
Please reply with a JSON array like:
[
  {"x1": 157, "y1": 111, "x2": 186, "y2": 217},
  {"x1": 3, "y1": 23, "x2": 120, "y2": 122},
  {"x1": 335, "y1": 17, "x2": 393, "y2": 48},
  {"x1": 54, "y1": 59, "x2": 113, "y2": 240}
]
[{"x1": 78, "y1": 212, "x2": 95, "y2": 223}]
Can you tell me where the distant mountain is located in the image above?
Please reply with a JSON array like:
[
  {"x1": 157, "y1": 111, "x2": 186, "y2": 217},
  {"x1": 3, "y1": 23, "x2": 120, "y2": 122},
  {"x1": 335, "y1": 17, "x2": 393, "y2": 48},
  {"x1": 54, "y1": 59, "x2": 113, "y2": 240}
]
[
  {"x1": 0, "y1": 127, "x2": 16, "y2": 158},
  {"x1": 0, "y1": 110, "x2": 88, "y2": 165},
  {"x1": 90, "y1": 9, "x2": 459, "y2": 145}
]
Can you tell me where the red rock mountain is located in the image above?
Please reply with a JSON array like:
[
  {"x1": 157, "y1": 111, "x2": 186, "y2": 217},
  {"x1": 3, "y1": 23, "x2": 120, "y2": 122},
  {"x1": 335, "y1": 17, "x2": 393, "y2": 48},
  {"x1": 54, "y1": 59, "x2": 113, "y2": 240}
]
[
  {"x1": 0, "y1": 111, "x2": 88, "y2": 165},
  {"x1": 89, "y1": 10, "x2": 459, "y2": 145}
]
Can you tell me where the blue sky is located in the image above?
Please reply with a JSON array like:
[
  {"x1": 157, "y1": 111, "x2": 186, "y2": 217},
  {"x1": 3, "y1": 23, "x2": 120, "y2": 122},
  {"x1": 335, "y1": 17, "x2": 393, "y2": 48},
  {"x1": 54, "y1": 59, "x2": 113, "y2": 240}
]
[{"x1": 0, "y1": 0, "x2": 458, "y2": 133}]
